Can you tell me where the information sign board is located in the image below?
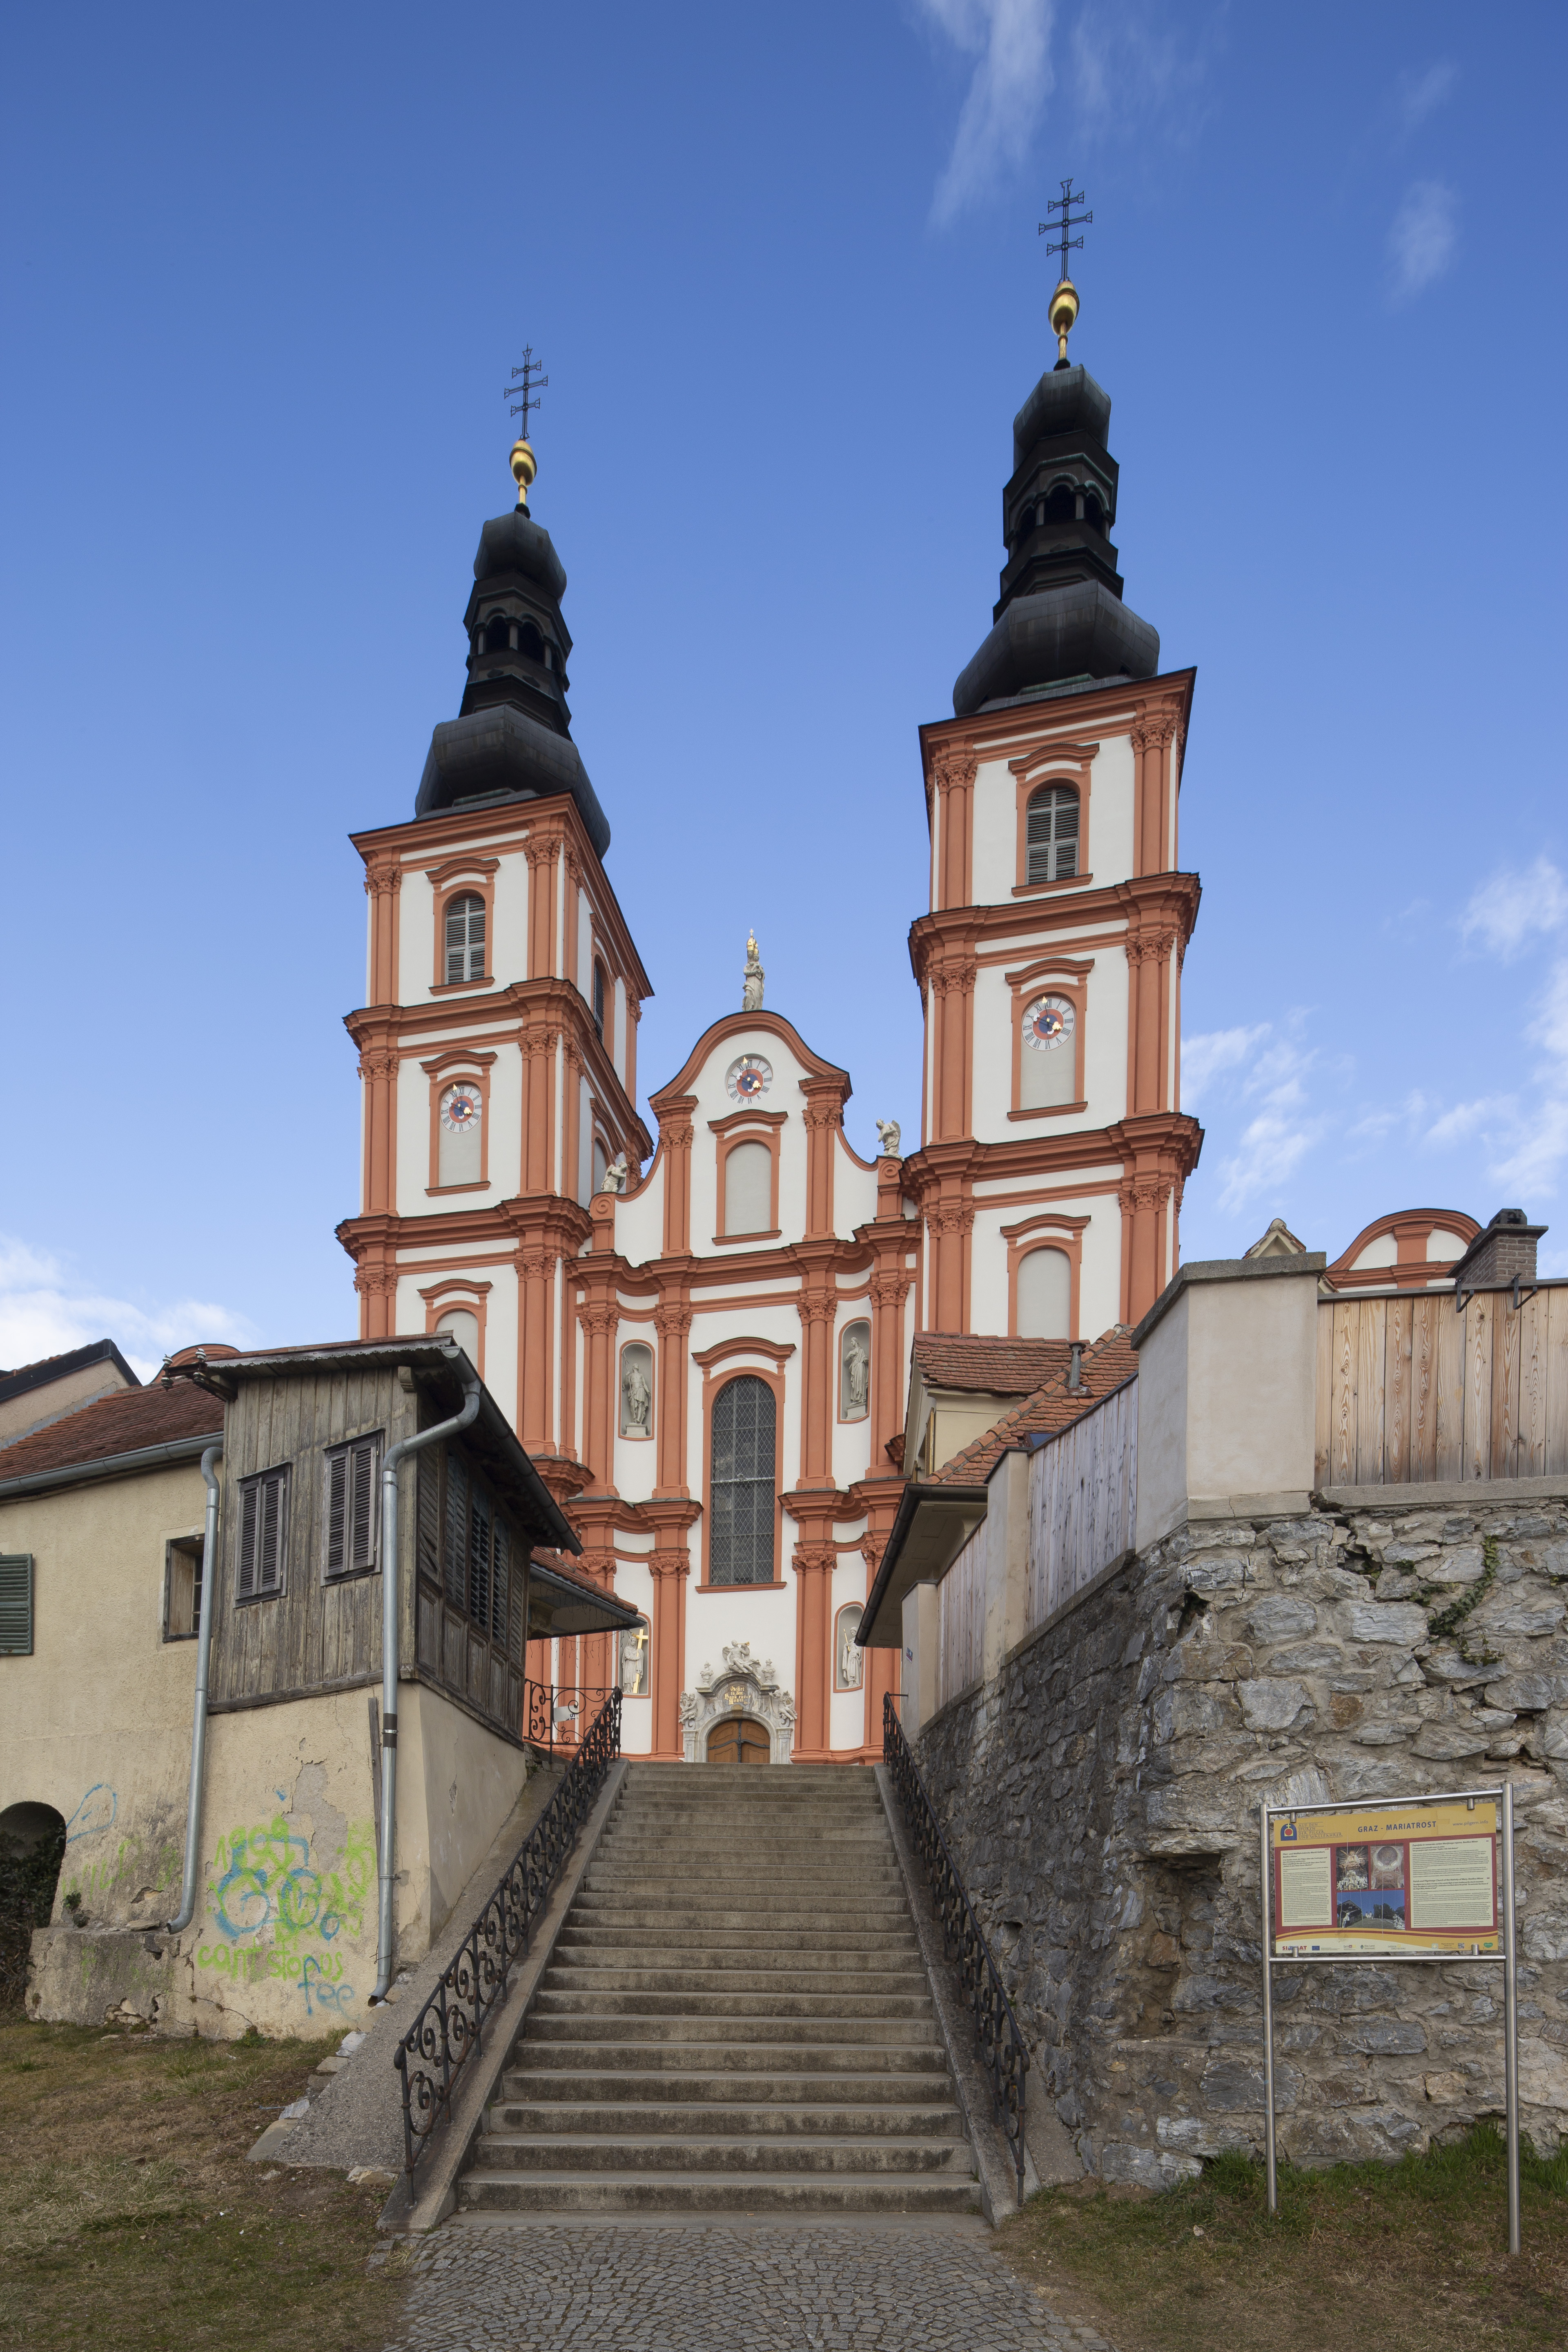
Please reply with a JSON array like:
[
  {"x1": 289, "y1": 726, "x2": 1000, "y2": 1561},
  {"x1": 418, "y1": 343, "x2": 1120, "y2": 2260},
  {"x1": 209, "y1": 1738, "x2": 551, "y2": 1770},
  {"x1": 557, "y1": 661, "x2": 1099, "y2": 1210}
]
[{"x1": 1271, "y1": 1797, "x2": 1499, "y2": 1958}]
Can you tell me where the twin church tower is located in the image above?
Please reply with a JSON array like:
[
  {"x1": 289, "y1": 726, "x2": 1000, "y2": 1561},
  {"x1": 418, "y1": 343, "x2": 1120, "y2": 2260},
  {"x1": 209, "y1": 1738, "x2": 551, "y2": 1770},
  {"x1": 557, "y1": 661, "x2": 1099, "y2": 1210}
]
[{"x1": 334, "y1": 295, "x2": 1202, "y2": 1765}]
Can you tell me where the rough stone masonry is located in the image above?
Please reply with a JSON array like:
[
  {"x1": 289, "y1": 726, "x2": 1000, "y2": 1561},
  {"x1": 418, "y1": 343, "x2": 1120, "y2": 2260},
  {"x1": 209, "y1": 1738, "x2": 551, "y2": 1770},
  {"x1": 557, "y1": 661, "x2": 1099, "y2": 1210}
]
[{"x1": 916, "y1": 1497, "x2": 1568, "y2": 2186}]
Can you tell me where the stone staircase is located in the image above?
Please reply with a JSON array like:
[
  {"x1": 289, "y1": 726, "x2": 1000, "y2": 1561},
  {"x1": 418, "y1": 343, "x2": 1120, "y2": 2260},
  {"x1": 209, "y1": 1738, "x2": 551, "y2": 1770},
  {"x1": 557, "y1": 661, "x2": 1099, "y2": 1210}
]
[{"x1": 458, "y1": 1762, "x2": 980, "y2": 2215}]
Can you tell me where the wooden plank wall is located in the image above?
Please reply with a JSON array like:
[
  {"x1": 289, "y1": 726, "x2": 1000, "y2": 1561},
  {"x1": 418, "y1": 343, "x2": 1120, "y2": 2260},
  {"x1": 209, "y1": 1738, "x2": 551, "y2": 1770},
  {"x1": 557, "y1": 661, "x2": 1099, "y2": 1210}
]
[
  {"x1": 936, "y1": 1526, "x2": 987, "y2": 1713},
  {"x1": 209, "y1": 1365, "x2": 414, "y2": 1706},
  {"x1": 1314, "y1": 1285, "x2": 1568, "y2": 1488},
  {"x1": 1026, "y1": 1379, "x2": 1138, "y2": 1632}
]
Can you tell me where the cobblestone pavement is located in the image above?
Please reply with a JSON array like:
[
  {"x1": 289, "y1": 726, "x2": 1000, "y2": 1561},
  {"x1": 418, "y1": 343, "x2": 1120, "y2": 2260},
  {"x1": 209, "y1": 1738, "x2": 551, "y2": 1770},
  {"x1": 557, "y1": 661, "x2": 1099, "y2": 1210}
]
[{"x1": 379, "y1": 2219, "x2": 1116, "y2": 2351}]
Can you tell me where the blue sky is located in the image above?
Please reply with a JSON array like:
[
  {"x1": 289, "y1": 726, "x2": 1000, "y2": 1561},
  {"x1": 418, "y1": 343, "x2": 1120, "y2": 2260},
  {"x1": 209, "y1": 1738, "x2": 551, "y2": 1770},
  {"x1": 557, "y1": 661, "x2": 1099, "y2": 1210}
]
[{"x1": 2, "y1": 2, "x2": 1564, "y2": 1372}]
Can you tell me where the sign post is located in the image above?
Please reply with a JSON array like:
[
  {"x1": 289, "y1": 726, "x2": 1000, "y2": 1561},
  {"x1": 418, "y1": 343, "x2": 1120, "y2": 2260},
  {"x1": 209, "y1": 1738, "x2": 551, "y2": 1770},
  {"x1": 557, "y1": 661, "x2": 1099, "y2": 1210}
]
[{"x1": 1260, "y1": 1784, "x2": 1519, "y2": 2253}]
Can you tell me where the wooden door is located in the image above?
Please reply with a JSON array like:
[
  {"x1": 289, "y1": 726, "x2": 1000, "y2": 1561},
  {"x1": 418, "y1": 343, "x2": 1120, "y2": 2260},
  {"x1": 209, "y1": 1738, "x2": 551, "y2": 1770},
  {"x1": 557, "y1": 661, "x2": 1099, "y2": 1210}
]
[{"x1": 706, "y1": 1715, "x2": 771, "y2": 1764}]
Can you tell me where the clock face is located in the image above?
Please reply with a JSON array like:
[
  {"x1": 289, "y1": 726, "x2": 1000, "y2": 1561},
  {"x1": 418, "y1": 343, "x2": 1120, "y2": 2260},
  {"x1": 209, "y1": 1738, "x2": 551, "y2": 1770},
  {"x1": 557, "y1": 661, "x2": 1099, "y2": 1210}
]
[
  {"x1": 725, "y1": 1054, "x2": 773, "y2": 1102},
  {"x1": 440, "y1": 1082, "x2": 483, "y2": 1133},
  {"x1": 1023, "y1": 994, "x2": 1075, "y2": 1051}
]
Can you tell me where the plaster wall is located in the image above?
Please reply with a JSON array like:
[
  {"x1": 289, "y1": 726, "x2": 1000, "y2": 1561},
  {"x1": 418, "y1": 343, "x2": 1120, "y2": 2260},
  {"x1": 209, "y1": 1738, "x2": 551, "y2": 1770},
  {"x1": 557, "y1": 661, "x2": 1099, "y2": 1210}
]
[
  {"x1": 1136, "y1": 1265, "x2": 1321, "y2": 1550},
  {"x1": 0, "y1": 1463, "x2": 210, "y2": 1936}
]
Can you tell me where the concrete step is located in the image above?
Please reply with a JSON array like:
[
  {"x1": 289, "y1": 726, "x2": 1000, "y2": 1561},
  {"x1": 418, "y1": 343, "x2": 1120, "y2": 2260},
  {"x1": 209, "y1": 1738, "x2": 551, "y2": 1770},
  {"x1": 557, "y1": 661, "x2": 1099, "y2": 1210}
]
[
  {"x1": 511, "y1": 2040, "x2": 949, "y2": 2076},
  {"x1": 486, "y1": 2099, "x2": 967, "y2": 2138},
  {"x1": 540, "y1": 1964, "x2": 931, "y2": 1998},
  {"x1": 533, "y1": 1988, "x2": 934, "y2": 2022},
  {"x1": 457, "y1": 2173, "x2": 982, "y2": 2217},
  {"x1": 574, "y1": 1881, "x2": 906, "y2": 1909},
  {"x1": 501, "y1": 2067, "x2": 954, "y2": 2106},
  {"x1": 554, "y1": 1924, "x2": 920, "y2": 1956},
  {"x1": 564, "y1": 1904, "x2": 912, "y2": 1935},
  {"x1": 525, "y1": 2011, "x2": 938, "y2": 2048},
  {"x1": 469, "y1": 2133, "x2": 974, "y2": 2176},
  {"x1": 547, "y1": 1944, "x2": 925, "y2": 1978}
]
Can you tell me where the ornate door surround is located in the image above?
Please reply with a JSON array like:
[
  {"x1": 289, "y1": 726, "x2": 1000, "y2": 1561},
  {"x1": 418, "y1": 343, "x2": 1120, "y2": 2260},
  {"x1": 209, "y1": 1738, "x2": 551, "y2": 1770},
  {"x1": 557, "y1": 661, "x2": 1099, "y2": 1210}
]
[{"x1": 679, "y1": 1641, "x2": 796, "y2": 1764}]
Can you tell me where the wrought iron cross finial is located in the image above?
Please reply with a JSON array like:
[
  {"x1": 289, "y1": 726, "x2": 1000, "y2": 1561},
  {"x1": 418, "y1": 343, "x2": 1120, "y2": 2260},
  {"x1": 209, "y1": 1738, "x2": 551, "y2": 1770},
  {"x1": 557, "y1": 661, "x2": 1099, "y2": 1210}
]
[
  {"x1": 1038, "y1": 179, "x2": 1092, "y2": 283},
  {"x1": 506, "y1": 345, "x2": 548, "y2": 440}
]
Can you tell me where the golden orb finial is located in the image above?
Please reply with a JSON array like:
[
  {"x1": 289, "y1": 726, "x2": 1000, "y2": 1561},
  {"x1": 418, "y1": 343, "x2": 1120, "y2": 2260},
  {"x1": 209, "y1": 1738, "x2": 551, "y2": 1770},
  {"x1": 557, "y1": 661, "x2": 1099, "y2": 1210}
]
[
  {"x1": 510, "y1": 437, "x2": 537, "y2": 512},
  {"x1": 1049, "y1": 277, "x2": 1079, "y2": 368}
]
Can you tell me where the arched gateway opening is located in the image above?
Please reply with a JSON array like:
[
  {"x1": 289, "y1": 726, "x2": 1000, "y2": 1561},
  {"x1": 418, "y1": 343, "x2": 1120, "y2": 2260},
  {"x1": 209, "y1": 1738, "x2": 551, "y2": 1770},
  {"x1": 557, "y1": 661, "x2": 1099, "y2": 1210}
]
[{"x1": 705, "y1": 1716, "x2": 770, "y2": 1765}]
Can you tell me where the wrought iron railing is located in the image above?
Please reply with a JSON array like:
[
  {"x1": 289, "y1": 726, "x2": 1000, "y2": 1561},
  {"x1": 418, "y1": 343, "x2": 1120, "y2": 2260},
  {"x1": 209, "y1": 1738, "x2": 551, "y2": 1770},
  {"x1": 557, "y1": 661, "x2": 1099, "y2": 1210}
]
[
  {"x1": 393, "y1": 1686, "x2": 621, "y2": 2174},
  {"x1": 883, "y1": 1690, "x2": 1028, "y2": 2194},
  {"x1": 523, "y1": 1678, "x2": 618, "y2": 1755}
]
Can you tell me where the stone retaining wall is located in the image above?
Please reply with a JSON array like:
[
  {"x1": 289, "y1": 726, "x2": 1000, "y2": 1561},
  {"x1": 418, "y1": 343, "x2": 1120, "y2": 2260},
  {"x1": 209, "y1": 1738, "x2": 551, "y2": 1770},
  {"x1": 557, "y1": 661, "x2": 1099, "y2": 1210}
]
[{"x1": 915, "y1": 1497, "x2": 1568, "y2": 2185}]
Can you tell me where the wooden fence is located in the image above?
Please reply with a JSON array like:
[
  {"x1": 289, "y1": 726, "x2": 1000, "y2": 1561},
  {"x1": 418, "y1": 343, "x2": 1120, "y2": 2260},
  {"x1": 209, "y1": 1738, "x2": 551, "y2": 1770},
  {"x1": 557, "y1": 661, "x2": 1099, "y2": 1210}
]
[
  {"x1": 1027, "y1": 1375, "x2": 1138, "y2": 1628},
  {"x1": 1315, "y1": 1284, "x2": 1568, "y2": 1488},
  {"x1": 936, "y1": 1526, "x2": 987, "y2": 1712}
]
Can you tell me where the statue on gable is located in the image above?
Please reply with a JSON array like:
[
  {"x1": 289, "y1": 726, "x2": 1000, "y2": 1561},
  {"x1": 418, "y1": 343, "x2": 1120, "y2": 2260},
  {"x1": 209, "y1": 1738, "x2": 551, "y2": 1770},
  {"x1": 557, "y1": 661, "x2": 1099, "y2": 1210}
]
[
  {"x1": 598, "y1": 1151, "x2": 629, "y2": 1195},
  {"x1": 742, "y1": 930, "x2": 764, "y2": 1012},
  {"x1": 875, "y1": 1118, "x2": 901, "y2": 1158}
]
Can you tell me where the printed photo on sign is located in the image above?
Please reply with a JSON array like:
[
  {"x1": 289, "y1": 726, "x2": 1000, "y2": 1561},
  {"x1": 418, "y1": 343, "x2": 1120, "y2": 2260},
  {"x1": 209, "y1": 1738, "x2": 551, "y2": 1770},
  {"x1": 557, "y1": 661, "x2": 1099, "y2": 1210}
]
[
  {"x1": 1336, "y1": 1890, "x2": 1406, "y2": 1933},
  {"x1": 1370, "y1": 1843, "x2": 1405, "y2": 1891},
  {"x1": 1335, "y1": 1845, "x2": 1369, "y2": 1892}
]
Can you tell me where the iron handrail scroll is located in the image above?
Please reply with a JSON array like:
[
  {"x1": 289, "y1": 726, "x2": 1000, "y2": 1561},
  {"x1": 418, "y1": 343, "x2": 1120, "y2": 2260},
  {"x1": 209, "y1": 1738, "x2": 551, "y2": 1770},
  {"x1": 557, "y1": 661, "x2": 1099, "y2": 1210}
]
[
  {"x1": 883, "y1": 1689, "x2": 1028, "y2": 2194},
  {"x1": 394, "y1": 1685, "x2": 621, "y2": 2174}
]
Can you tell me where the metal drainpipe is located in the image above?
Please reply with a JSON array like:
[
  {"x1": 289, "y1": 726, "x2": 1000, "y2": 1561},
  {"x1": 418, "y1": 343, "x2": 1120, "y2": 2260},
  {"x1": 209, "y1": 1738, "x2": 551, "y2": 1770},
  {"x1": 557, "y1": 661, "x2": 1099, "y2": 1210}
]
[
  {"x1": 165, "y1": 1443, "x2": 223, "y2": 1933},
  {"x1": 371, "y1": 1360, "x2": 481, "y2": 2001}
]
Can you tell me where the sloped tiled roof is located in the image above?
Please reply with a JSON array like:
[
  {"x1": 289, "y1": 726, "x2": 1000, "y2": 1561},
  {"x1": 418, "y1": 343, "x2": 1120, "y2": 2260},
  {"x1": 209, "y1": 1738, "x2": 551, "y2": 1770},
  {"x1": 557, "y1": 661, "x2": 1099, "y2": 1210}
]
[
  {"x1": 0, "y1": 1379, "x2": 223, "y2": 1483},
  {"x1": 0, "y1": 1336, "x2": 140, "y2": 1408},
  {"x1": 928, "y1": 1327, "x2": 1138, "y2": 1487},
  {"x1": 911, "y1": 1334, "x2": 1084, "y2": 1395}
]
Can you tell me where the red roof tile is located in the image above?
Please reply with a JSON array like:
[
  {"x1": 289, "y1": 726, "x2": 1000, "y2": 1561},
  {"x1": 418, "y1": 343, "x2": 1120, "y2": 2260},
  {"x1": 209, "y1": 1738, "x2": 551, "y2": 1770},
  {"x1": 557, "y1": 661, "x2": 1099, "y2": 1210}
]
[
  {"x1": 929, "y1": 1328, "x2": 1138, "y2": 1486},
  {"x1": 910, "y1": 1334, "x2": 1082, "y2": 1395},
  {"x1": 0, "y1": 1380, "x2": 224, "y2": 1482}
]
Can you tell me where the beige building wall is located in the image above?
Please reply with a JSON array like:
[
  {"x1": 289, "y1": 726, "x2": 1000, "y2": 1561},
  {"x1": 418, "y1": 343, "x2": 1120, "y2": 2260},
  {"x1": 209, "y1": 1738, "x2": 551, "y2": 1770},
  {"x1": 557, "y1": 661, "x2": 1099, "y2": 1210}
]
[{"x1": 6, "y1": 1462, "x2": 542, "y2": 2037}]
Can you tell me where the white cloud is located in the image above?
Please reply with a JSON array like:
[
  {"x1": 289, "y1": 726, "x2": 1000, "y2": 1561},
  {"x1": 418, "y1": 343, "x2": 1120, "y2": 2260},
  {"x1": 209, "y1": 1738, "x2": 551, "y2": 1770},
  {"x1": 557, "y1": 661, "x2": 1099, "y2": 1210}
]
[
  {"x1": 1180, "y1": 1022, "x2": 1269, "y2": 1108},
  {"x1": 0, "y1": 1234, "x2": 253, "y2": 1383},
  {"x1": 1388, "y1": 180, "x2": 1457, "y2": 301},
  {"x1": 1425, "y1": 1095, "x2": 1515, "y2": 1149},
  {"x1": 1460, "y1": 858, "x2": 1568, "y2": 960},
  {"x1": 918, "y1": 0, "x2": 1056, "y2": 225},
  {"x1": 1398, "y1": 60, "x2": 1457, "y2": 132},
  {"x1": 1069, "y1": 2, "x2": 1208, "y2": 137},
  {"x1": 1488, "y1": 1100, "x2": 1568, "y2": 1201},
  {"x1": 1216, "y1": 1104, "x2": 1323, "y2": 1214},
  {"x1": 1527, "y1": 957, "x2": 1568, "y2": 1067}
]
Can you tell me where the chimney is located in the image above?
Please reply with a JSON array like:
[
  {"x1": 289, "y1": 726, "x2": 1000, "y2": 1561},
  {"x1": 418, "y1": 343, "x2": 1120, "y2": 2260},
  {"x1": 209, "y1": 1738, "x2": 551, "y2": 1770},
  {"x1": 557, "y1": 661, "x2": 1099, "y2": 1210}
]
[
  {"x1": 1067, "y1": 1341, "x2": 1084, "y2": 1392},
  {"x1": 1452, "y1": 1209, "x2": 1546, "y2": 1296}
]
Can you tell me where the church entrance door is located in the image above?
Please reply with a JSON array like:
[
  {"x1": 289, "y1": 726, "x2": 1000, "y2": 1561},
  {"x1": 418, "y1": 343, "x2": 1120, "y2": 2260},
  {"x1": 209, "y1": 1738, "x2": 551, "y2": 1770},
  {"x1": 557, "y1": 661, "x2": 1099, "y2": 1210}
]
[{"x1": 706, "y1": 1716, "x2": 770, "y2": 1764}]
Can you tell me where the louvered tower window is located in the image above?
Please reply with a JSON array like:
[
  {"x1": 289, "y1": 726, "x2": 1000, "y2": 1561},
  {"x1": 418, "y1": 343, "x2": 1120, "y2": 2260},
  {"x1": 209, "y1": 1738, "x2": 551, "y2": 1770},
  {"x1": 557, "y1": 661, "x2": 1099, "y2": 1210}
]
[
  {"x1": 708, "y1": 1376, "x2": 776, "y2": 1587},
  {"x1": 237, "y1": 1467, "x2": 289, "y2": 1601},
  {"x1": 445, "y1": 893, "x2": 486, "y2": 984},
  {"x1": 1026, "y1": 785, "x2": 1079, "y2": 883},
  {"x1": 592, "y1": 961, "x2": 606, "y2": 1042},
  {"x1": 325, "y1": 1433, "x2": 382, "y2": 1578}
]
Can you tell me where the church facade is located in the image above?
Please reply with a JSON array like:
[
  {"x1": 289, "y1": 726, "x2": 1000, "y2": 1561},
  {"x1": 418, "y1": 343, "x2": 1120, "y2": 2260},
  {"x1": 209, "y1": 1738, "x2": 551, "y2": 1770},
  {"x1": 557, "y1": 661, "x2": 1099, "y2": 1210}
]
[{"x1": 335, "y1": 334, "x2": 1203, "y2": 1766}]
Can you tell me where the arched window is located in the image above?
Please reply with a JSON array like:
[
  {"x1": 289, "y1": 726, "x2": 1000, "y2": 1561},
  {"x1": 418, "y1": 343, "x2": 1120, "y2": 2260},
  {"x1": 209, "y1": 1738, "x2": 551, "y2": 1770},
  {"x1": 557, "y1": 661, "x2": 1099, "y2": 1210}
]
[
  {"x1": 722, "y1": 1140, "x2": 772, "y2": 1236},
  {"x1": 445, "y1": 893, "x2": 486, "y2": 984},
  {"x1": 1044, "y1": 482, "x2": 1076, "y2": 524},
  {"x1": 1026, "y1": 785, "x2": 1079, "y2": 884},
  {"x1": 592, "y1": 960, "x2": 607, "y2": 1042},
  {"x1": 482, "y1": 614, "x2": 510, "y2": 654},
  {"x1": 435, "y1": 1306, "x2": 481, "y2": 1365},
  {"x1": 709, "y1": 1375, "x2": 776, "y2": 1586},
  {"x1": 1083, "y1": 493, "x2": 1105, "y2": 533},
  {"x1": 519, "y1": 619, "x2": 545, "y2": 662},
  {"x1": 1016, "y1": 1247, "x2": 1071, "y2": 1340}
]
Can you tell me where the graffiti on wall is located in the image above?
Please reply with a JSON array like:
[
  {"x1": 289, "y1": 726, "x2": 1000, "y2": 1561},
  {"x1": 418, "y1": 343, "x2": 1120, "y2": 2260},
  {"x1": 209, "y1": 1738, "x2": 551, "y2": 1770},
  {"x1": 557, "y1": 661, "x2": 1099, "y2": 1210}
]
[
  {"x1": 198, "y1": 1810, "x2": 375, "y2": 2011},
  {"x1": 58, "y1": 1784, "x2": 180, "y2": 1910}
]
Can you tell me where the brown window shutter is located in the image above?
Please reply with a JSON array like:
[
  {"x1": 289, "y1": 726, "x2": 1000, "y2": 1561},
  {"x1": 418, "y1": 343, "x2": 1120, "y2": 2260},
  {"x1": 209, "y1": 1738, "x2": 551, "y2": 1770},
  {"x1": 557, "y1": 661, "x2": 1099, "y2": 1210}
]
[
  {"x1": 0, "y1": 1554, "x2": 33, "y2": 1655},
  {"x1": 416, "y1": 1447, "x2": 441, "y2": 1585},
  {"x1": 238, "y1": 1481, "x2": 259, "y2": 1599},
  {"x1": 326, "y1": 1450, "x2": 348, "y2": 1576},
  {"x1": 443, "y1": 1450, "x2": 468, "y2": 1608},
  {"x1": 350, "y1": 1438, "x2": 379, "y2": 1570}
]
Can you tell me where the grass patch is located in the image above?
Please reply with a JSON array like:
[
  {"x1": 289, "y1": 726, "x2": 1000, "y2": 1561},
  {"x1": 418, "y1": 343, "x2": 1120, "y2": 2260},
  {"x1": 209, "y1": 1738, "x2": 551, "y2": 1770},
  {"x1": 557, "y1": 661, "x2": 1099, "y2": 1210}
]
[
  {"x1": 0, "y1": 2019, "x2": 410, "y2": 2350},
  {"x1": 998, "y1": 2127, "x2": 1568, "y2": 2352}
]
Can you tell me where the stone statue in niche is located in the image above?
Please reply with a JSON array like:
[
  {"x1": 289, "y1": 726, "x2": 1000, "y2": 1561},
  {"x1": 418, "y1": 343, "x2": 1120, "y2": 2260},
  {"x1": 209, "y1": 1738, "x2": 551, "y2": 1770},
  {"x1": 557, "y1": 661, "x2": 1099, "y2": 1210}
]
[
  {"x1": 742, "y1": 930, "x2": 764, "y2": 1012},
  {"x1": 875, "y1": 1118, "x2": 901, "y2": 1157},
  {"x1": 619, "y1": 1620, "x2": 649, "y2": 1697},
  {"x1": 840, "y1": 1323, "x2": 870, "y2": 1421},
  {"x1": 837, "y1": 1606, "x2": 864, "y2": 1690},
  {"x1": 599, "y1": 1152, "x2": 629, "y2": 1194},
  {"x1": 620, "y1": 1346, "x2": 653, "y2": 1437}
]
